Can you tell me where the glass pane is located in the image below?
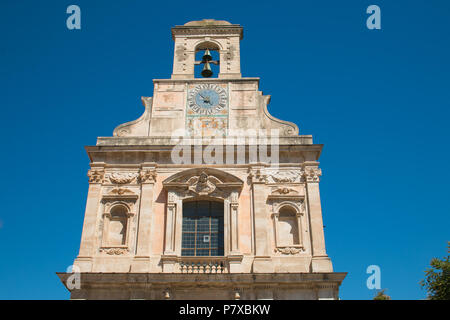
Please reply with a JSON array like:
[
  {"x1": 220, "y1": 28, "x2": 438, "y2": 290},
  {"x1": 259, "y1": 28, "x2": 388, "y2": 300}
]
[
  {"x1": 182, "y1": 249, "x2": 195, "y2": 256},
  {"x1": 197, "y1": 217, "x2": 209, "y2": 232},
  {"x1": 182, "y1": 218, "x2": 195, "y2": 232},
  {"x1": 196, "y1": 249, "x2": 209, "y2": 256},
  {"x1": 181, "y1": 200, "x2": 224, "y2": 257},
  {"x1": 183, "y1": 201, "x2": 196, "y2": 217},
  {"x1": 182, "y1": 233, "x2": 195, "y2": 248},
  {"x1": 210, "y1": 219, "x2": 218, "y2": 231},
  {"x1": 197, "y1": 201, "x2": 210, "y2": 216},
  {"x1": 210, "y1": 201, "x2": 222, "y2": 217},
  {"x1": 196, "y1": 233, "x2": 210, "y2": 248},
  {"x1": 210, "y1": 233, "x2": 218, "y2": 248}
]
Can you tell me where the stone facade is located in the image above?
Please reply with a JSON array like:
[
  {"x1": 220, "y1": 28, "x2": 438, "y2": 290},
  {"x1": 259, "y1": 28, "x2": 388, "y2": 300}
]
[{"x1": 57, "y1": 19, "x2": 346, "y2": 300}]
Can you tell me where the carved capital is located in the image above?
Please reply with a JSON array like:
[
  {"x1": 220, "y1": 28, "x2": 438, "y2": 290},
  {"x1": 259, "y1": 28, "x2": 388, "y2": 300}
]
[
  {"x1": 140, "y1": 169, "x2": 157, "y2": 184},
  {"x1": 87, "y1": 169, "x2": 104, "y2": 184},
  {"x1": 247, "y1": 168, "x2": 267, "y2": 184},
  {"x1": 303, "y1": 167, "x2": 322, "y2": 183}
]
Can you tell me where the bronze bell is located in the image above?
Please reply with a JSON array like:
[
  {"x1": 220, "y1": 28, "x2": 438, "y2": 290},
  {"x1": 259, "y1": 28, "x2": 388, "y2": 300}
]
[
  {"x1": 201, "y1": 49, "x2": 213, "y2": 62},
  {"x1": 201, "y1": 61, "x2": 213, "y2": 78}
]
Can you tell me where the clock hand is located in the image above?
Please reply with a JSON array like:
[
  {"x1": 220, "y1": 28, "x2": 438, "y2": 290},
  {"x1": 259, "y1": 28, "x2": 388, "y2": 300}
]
[{"x1": 198, "y1": 93, "x2": 210, "y2": 104}]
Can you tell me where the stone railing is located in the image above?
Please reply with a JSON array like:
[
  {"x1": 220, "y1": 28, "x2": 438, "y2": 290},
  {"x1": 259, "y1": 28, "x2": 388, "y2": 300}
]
[{"x1": 178, "y1": 257, "x2": 229, "y2": 274}]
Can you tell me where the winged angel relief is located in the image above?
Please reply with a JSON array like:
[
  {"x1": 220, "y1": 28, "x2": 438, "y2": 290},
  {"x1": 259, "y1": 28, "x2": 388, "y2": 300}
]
[{"x1": 186, "y1": 172, "x2": 221, "y2": 196}]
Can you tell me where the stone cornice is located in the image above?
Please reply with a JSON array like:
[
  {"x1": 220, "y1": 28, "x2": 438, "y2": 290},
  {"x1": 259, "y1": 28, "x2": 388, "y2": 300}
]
[
  {"x1": 57, "y1": 272, "x2": 347, "y2": 289},
  {"x1": 171, "y1": 25, "x2": 243, "y2": 40},
  {"x1": 93, "y1": 136, "x2": 319, "y2": 147},
  {"x1": 153, "y1": 77, "x2": 259, "y2": 84}
]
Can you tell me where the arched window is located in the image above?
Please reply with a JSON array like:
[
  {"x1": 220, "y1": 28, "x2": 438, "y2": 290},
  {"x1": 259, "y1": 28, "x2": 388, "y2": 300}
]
[
  {"x1": 181, "y1": 200, "x2": 224, "y2": 256},
  {"x1": 107, "y1": 205, "x2": 128, "y2": 246},
  {"x1": 194, "y1": 41, "x2": 220, "y2": 78}
]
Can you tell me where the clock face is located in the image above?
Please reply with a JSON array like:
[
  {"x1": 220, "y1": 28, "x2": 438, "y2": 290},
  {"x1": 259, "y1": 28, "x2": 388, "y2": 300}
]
[{"x1": 187, "y1": 84, "x2": 227, "y2": 115}]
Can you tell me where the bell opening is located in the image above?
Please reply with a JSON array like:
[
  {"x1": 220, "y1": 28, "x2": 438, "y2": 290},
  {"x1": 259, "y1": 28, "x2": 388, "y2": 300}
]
[{"x1": 195, "y1": 49, "x2": 219, "y2": 78}]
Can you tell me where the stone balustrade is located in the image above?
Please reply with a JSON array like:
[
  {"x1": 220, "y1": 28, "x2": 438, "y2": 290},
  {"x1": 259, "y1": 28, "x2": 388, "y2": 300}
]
[{"x1": 178, "y1": 257, "x2": 229, "y2": 273}]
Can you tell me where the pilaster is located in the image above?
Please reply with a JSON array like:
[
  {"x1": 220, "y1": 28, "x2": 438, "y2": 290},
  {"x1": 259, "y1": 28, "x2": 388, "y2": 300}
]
[
  {"x1": 74, "y1": 164, "x2": 105, "y2": 272},
  {"x1": 131, "y1": 163, "x2": 157, "y2": 272},
  {"x1": 303, "y1": 163, "x2": 333, "y2": 272},
  {"x1": 249, "y1": 166, "x2": 274, "y2": 273}
]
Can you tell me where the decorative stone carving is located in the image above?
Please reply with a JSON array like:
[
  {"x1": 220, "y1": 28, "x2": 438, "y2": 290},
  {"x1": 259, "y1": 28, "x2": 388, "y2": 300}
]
[
  {"x1": 113, "y1": 97, "x2": 152, "y2": 137},
  {"x1": 140, "y1": 169, "x2": 157, "y2": 183},
  {"x1": 186, "y1": 172, "x2": 221, "y2": 195},
  {"x1": 266, "y1": 170, "x2": 302, "y2": 184},
  {"x1": 108, "y1": 172, "x2": 139, "y2": 184},
  {"x1": 163, "y1": 168, "x2": 243, "y2": 196},
  {"x1": 247, "y1": 168, "x2": 267, "y2": 184},
  {"x1": 261, "y1": 95, "x2": 299, "y2": 136},
  {"x1": 275, "y1": 247, "x2": 303, "y2": 255},
  {"x1": 100, "y1": 247, "x2": 129, "y2": 255},
  {"x1": 271, "y1": 187, "x2": 298, "y2": 195},
  {"x1": 87, "y1": 169, "x2": 104, "y2": 183},
  {"x1": 101, "y1": 188, "x2": 139, "y2": 215},
  {"x1": 270, "y1": 199, "x2": 305, "y2": 214},
  {"x1": 304, "y1": 167, "x2": 322, "y2": 183}
]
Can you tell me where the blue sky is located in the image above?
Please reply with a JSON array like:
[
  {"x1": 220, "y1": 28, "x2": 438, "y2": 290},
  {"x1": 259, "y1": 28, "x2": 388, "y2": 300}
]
[{"x1": 0, "y1": 0, "x2": 449, "y2": 300}]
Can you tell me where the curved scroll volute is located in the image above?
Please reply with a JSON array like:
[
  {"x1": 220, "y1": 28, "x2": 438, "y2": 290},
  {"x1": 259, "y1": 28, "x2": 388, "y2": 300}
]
[
  {"x1": 260, "y1": 94, "x2": 299, "y2": 136},
  {"x1": 113, "y1": 97, "x2": 152, "y2": 137}
]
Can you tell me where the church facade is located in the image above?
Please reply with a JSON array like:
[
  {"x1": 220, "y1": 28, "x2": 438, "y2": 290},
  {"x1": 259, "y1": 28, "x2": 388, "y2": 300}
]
[{"x1": 57, "y1": 19, "x2": 346, "y2": 300}]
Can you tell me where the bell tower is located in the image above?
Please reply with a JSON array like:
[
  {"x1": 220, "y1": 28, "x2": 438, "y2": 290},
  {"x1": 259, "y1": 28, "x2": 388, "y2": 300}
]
[
  {"x1": 57, "y1": 19, "x2": 346, "y2": 300},
  {"x1": 171, "y1": 19, "x2": 242, "y2": 79}
]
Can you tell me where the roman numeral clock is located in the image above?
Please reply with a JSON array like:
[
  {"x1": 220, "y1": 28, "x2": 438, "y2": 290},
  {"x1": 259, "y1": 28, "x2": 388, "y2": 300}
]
[{"x1": 186, "y1": 83, "x2": 228, "y2": 136}]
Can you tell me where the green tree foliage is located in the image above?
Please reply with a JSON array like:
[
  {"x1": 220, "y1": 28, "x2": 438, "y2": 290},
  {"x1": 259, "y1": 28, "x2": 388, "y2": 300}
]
[
  {"x1": 373, "y1": 289, "x2": 391, "y2": 300},
  {"x1": 420, "y1": 242, "x2": 450, "y2": 300}
]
